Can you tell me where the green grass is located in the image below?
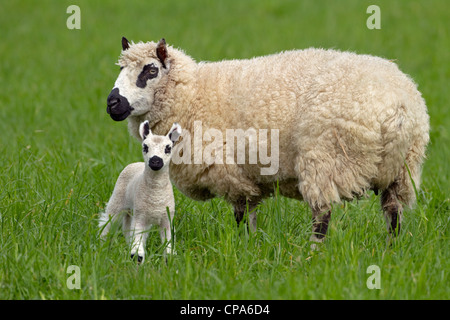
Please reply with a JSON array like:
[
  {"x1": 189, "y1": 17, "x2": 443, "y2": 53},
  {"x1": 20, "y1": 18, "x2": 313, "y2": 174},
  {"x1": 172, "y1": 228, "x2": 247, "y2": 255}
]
[{"x1": 0, "y1": 0, "x2": 448, "y2": 299}]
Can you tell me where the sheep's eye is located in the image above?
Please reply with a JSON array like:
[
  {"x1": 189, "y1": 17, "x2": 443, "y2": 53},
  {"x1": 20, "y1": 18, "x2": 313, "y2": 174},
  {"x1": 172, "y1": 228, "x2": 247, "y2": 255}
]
[
  {"x1": 165, "y1": 145, "x2": 171, "y2": 154},
  {"x1": 136, "y1": 63, "x2": 159, "y2": 88},
  {"x1": 143, "y1": 144, "x2": 148, "y2": 153},
  {"x1": 146, "y1": 65, "x2": 158, "y2": 76}
]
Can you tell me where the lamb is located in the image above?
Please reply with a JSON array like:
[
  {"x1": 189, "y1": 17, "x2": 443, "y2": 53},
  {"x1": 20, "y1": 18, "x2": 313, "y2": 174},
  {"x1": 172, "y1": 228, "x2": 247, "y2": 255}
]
[
  {"x1": 106, "y1": 37, "x2": 429, "y2": 246},
  {"x1": 99, "y1": 120, "x2": 182, "y2": 262}
]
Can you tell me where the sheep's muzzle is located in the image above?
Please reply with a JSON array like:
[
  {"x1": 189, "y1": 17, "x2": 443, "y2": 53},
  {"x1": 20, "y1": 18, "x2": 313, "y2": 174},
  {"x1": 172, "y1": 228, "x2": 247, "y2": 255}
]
[{"x1": 107, "y1": 88, "x2": 133, "y2": 121}]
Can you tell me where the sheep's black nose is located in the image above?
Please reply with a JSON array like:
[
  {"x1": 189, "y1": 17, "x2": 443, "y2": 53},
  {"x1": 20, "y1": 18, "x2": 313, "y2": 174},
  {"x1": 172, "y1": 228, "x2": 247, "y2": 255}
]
[
  {"x1": 107, "y1": 97, "x2": 120, "y2": 109},
  {"x1": 107, "y1": 88, "x2": 121, "y2": 110},
  {"x1": 106, "y1": 88, "x2": 133, "y2": 121},
  {"x1": 149, "y1": 156, "x2": 164, "y2": 171}
]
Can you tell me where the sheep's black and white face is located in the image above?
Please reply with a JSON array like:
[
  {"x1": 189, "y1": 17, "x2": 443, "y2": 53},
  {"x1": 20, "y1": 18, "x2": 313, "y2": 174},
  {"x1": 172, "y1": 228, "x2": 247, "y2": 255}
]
[
  {"x1": 107, "y1": 38, "x2": 168, "y2": 121},
  {"x1": 139, "y1": 120, "x2": 181, "y2": 171}
]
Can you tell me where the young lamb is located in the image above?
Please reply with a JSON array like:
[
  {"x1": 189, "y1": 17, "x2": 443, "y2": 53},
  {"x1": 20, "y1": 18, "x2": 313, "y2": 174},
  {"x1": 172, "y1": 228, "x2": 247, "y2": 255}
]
[
  {"x1": 99, "y1": 120, "x2": 182, "y2": 262},
  {"x1": 106, "y1": 37, "x2": 429, "y2": 246}
]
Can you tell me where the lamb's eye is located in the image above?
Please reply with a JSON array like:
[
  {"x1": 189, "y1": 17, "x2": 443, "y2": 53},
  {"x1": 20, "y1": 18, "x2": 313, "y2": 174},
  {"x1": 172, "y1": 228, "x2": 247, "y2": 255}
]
[
  {"x1": 165, "y1": 145, "x2": 171, "y2": 154},
  {"x1": 143, "y1": 144, "x2": 148, "y2": 153},
  {"x1": 149, "y1": 68, "x2": 157, "y2": 75}
]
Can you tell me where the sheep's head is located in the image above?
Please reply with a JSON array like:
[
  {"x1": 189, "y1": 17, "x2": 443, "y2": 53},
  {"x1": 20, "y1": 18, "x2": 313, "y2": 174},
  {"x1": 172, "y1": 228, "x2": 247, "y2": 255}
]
[
  {"x1": 107, "y1": 37, "x2": 169, "y2": 122},
  {"x1": 139, "y1": 120, "x2": 181, "y2": 171}
]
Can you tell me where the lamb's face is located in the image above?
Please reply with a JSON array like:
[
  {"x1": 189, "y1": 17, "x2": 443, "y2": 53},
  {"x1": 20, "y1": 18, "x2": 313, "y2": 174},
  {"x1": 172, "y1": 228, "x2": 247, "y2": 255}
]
[
  {"x1": 107, "y1": 38, "x2": 169, "y2": 122},
  {"x1": 142, "y1": 135, "x2": 173, "y2": 171},
  {"x1": 139, "y1": 120, "x2": 182, "y2": 172}
]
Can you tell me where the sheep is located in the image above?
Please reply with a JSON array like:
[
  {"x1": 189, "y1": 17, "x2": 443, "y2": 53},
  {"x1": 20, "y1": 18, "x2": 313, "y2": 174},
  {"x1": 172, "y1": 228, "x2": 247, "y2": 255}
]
[
  {"x1": 99, "y1": 120, "x2": 182, "y2": 262},
  {"x1": 106, "y1": 37, "x2": 429, "y2": 246}
]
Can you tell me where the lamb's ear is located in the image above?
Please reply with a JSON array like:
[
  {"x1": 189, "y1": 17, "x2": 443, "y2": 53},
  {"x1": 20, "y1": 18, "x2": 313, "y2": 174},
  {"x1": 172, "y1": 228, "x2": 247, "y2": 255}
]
[
  {"x1": 139, "y1": 121, "x2": 151, "y2": 140},
  {"x1": 122, "y1": 37, "x2": 130, "y2": 51},
  {"x1": 156, "y1": 38, "x2": 168, "y2": 69},
  {"x1": 167, "y1": 123, "x2": 182, "y2": 144}
]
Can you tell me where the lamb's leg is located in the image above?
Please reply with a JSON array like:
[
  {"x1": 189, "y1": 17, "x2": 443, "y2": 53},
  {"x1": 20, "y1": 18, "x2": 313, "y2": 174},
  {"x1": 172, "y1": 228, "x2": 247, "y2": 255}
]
[
  {"x1": 381, "y1": 184, "x2": 403, "y2": 238},
  {"x1": 122, "y1": 211, "x2": 133, "y2": 244},
  {"x1": 129, "y1": 213, "x2": 150, "y2": 263},
  {"x1": 159, "y1": 220, "x2": 174, "y2": 255},
  {"x1": 159, "y1": 207, "x2": 175, "y2": 255},
  {"x1": 233, "y1": 198, "x2": 258, "y2": 232},
  {"x1": 310, "y1": 207, "x2": 332, "y2": 250}
]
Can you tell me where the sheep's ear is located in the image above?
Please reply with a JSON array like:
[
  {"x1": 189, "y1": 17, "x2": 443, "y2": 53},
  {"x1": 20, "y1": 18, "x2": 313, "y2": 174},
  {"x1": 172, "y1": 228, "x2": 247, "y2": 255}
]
[
  {"x1": 122, "y1": 37, "x2": 130, "y2": 51},
  {"x1": 167, "y1": 123, "x2": 182, "y2": 144},
  {"x1": 156, "y1": 38, "x2": 168, "y2": 69},
  {"x1": 139, "y1": 121, "x2": 151, "y2": 140}
]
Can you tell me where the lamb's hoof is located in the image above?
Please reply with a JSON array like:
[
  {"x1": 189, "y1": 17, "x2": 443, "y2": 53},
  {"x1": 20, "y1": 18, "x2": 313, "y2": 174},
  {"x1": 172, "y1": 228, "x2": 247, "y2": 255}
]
[
  {"x1": 166, "y1": 248, "x2": 177, "y2": 255},
  {"x1": 131, "y1": 254, "x2": 143, "y2": 264}
]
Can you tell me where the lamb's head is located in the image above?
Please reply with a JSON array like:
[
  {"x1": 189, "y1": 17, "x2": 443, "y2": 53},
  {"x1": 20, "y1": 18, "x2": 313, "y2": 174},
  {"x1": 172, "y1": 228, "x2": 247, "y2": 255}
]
[
  {"x1": 107, "y1": 37, "x2": 170, "y2": 122},
  {"x1": 139, "y1": 120, "x2": 181, "y2": 172}
]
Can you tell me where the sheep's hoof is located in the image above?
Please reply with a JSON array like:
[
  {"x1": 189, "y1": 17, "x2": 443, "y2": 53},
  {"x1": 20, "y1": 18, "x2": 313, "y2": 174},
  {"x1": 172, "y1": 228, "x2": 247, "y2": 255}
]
[
  {"x1": 131, "y1": 254, "x2": 143, "y2": 264},
  {"x1": 309, "y1": 235, "x2": 325, "y2": 251}
]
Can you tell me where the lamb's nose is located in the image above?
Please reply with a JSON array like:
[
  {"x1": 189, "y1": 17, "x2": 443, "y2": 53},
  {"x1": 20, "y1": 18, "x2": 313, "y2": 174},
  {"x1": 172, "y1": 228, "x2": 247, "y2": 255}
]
[{"x1": 149, "y1": 156, "x2": 164, "y2": 171}]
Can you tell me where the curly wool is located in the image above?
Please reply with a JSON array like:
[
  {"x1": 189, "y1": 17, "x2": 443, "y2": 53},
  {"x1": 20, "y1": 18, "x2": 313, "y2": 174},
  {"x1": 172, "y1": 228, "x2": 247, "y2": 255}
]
[{"x1": 119, "y1": 43, "x2": 429, "y2": 212}]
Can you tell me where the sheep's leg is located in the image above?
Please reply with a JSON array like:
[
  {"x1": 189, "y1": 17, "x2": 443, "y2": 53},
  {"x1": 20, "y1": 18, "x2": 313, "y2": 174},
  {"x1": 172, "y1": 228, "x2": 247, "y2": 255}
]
[
  {"x1": 381, "y1": 184, "x2": 403, "y2": 238},
  {"x1": 129, "y1": 213, "x2": 150, "y2": 263},
  {"x1": 233, "y1": 198, "x2": 258, "y2": 232},
  {"x1": 310, "y1": 207, "x2": 332, "y2": 249}
]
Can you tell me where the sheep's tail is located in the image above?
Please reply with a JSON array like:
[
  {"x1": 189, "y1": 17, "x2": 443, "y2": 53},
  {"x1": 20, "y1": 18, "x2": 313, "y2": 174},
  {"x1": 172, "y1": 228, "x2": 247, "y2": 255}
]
[
  {"x1": 395, "y1": 138, "x2": 428, "y2": 208},
  {"x1": 394, "y1": 99, "x2": 430, "y2": 208}
]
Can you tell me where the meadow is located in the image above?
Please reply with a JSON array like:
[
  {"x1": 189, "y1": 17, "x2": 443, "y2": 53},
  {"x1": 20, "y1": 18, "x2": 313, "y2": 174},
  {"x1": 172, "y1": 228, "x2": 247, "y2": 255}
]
[{"x1": 0, "y1": 0, "x2": 448, "y2": 300}]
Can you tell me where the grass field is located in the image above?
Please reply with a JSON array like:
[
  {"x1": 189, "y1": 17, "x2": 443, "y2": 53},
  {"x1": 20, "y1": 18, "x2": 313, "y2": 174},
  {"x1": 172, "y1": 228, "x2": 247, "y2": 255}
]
[{"x1": 0, "y1": 0, "x2": 448, "y2": 300}]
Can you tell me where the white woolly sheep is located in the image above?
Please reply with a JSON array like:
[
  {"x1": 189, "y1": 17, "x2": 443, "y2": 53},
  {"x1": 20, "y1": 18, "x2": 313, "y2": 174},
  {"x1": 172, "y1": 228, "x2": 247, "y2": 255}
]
[
  {"x1": 106, "y1": 37, "x2": 429, "y2": 246},
  {"x1": 99, "y1": 120, "x2": 182, "y2": 262}
]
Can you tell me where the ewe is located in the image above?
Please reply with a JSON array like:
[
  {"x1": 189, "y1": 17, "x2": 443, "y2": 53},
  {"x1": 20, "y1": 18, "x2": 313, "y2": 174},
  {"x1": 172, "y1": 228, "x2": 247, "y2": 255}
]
[
  {"x1": 99, "y1": 121, "x2": 181, "y2": 262},
  {"x1": 106, "y1": 37, "x2": 429, "y2": 246}
]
